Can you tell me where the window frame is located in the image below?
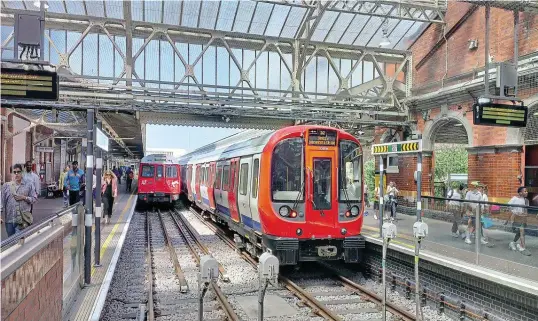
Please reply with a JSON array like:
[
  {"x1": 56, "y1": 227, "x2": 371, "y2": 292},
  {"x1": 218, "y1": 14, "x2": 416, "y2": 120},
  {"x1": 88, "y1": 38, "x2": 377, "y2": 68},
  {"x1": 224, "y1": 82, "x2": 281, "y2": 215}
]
[
  {"x1": 252, "y1": 159, "x2": 259, "y2": 198},
  {"x1": 156, "y1": 165, "x2": 164, "y2": 178},
  {"x1": 216, "y1": 166, "x2": 222, "y2": 189},
  {"x1": 339, "y1": 140, "x2": 363, "y2": 202},
  {"x1": 239, "y1": 163, "x2": 249, "y2": 196},
  {"x1": 166, "y1": 165, "x2": 178, "y2": 178},
  {"x1": 312, "y1": 157, "x2": 333, "y2": 210},
  {"x1": 141, "y1": 165, "x2": 155, "y2": 178},
  {"x1": 270, "y1": 137, "x2": 305, "y2": 202},
  {"x1": 222, "y1": 165, "x2": 230, "y2": 191}
]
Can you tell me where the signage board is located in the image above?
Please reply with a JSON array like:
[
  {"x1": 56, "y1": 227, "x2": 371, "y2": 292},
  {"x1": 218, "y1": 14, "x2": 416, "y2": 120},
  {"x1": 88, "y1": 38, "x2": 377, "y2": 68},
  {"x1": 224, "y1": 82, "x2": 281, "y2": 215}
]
[
  {"x1": 96, "y1": 127, "x2": 109, "y2": 151},
  {"x1": 473, "y1": 102, "x2": 527, "y2": 128},
  {"x1": 36, "y1": 146, "x2": 54, "y2": 153},
  {"x1": 308, "y1": 129, "x2": 337, "y2": 146},
  {"x1": 372, "y1": 140, "x2": 422, "y2": 155},
  {"x1": 0, "y1": 67, "x2": 59, "y2": 100}
]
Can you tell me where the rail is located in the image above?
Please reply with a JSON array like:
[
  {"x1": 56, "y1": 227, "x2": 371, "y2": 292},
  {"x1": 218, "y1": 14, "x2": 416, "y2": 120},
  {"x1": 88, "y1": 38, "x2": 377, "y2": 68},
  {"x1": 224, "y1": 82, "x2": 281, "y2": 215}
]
[{"x1": 1, "y1": 202, "x2": 82, "y2": 251}]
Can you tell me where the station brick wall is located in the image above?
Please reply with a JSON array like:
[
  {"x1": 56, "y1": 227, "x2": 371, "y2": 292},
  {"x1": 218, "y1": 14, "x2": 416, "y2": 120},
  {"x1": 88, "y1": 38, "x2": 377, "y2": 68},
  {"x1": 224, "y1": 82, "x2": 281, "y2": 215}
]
[{"x1": 1, "y1": 234, "x2": 63, "y2": 321}]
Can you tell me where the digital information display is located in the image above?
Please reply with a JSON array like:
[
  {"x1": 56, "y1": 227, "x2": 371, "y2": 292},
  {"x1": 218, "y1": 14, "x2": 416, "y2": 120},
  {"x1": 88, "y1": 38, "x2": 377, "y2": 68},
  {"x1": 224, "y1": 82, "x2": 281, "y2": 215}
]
[
  {"x1": 308, "y1": 129, "x2": 337, "y2": 146},
  {"x1": 95, "y1": 127, "x2": 109, "y2": 151},
  {"x1": 1, "y1": 68, "x2": 59, "y2": 101},
  {"x1": 473, "y1": 102, "x2": 527, "y2": 128}
]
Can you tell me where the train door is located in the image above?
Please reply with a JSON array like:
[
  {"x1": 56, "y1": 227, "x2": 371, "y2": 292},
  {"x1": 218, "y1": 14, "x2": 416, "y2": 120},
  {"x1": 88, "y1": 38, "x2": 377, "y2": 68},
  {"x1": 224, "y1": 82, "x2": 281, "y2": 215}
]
[
  {"x1": 220, "y1": 162, "x2": 231, "y2": 217},
  {"x1": 249, "y1": 155, "x2": 262, "y2": 232},
  {"x1": 195, "y1": 164, "x2": 202, "y2": 204},
  {"x1": 228, "y1": 158, "x2": 241, "y2": 223},
  {"x1": 187, "y1": 165, "x2": 193, "y2": 201},
  {"x1": 200, "y1": 165, "x2": 208, "y2": 208},
  {"x1": 208, "y1": 162, "x2": 217, "y2": 210},
  {"x1": 215, "y1": 164, "x2": 223, "y2": 211},
  {"x1": 166, "y1": 164, "x2": 179, "y2": 194},
  {"x1": 306, "y1": 150, "x2": 337, "y2": 228},
  {"x1": 155, "y1": 164, "x2": 164, "y2": 193},
  {"x1": 238, "y1": 157, "x2": 253, "y2": 228}
]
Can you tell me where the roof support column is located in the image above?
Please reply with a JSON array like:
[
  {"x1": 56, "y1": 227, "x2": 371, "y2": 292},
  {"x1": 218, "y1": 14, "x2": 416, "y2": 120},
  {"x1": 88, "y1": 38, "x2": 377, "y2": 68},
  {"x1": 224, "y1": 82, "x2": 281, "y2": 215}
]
[{"x1": 123, "y1": 0, "x2": 133, "y2": 87}]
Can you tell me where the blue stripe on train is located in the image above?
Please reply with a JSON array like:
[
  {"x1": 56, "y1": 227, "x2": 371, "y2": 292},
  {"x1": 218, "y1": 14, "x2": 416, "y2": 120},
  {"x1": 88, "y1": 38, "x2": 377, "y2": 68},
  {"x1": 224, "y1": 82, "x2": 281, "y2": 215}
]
[
  {"x1": 217, "y1": 204, "x2": 231, "y2": 216},
  {"x1": 241, "y1": 214, "x2": 261, "y2": 232},
  {"x1": 202, "y1": 197, "x2": 211, "y2": 206}
]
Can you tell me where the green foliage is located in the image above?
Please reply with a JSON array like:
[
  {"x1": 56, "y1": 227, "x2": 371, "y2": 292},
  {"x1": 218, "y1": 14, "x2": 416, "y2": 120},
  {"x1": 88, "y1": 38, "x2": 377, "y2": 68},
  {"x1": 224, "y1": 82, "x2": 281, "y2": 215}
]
[
  {"x1": 364, "y1": 159, "x2": 375, "y2": 201},
  {"x1": 434, "y1": 145, "x2": 468, "y2": 181}
]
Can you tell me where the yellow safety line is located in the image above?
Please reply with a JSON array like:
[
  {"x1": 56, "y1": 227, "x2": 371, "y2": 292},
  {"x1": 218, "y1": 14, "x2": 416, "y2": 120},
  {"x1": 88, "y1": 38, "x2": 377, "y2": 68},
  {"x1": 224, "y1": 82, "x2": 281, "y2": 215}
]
[
  {"x1": 363, "y1": 227, "x2": 416, "y2": 249},
  {"x1": 91, "y1": 192, "x2": 135, "y2": 276}
]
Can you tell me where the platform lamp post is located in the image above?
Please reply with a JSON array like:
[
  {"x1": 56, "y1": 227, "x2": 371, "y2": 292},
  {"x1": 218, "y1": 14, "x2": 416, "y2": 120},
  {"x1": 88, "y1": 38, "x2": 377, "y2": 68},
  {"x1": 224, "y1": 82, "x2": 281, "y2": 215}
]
[
  {"x1": 84, "y1": 109, "x2": 95, "y2": 285},
  {"x1": 94, "y1": 120, "x2": 103, "y2": 267}
]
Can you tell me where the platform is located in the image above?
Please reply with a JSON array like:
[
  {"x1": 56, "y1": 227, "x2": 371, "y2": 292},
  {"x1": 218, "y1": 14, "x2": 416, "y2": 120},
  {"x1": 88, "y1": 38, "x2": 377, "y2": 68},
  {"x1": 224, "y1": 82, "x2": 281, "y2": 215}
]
[
  {"x1": 63, "y1": 181, "x2": 137, "y2": 321},
  {"x1": 362, "y1": 208, "x2": 538, "y2": 295}
]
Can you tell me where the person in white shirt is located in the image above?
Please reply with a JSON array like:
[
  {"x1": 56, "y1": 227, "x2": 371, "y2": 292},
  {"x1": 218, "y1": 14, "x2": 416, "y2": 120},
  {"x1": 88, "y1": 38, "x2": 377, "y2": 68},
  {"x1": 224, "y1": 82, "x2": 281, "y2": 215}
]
[
  {"x1": 478, "y1": 184, "x2": 489, "y2": 242},
  {"x1": 508, "y1": 187, "x2": 530, "y2": 255},
  {"x1": 385, "y1": 182, "x2": 399, "y2": 220},
  {"x1": 373, "y1": 186, "x2": 380, "y2": 220},
  {"x1": 447, "y1": 183, "x2": 463, "y2": 238},
  {"x1": 463, "y1": 181, "x2": 487, "y2": 245},
  {"x1": 23, "y1": 161, "x2": 40, "y2": 213}
]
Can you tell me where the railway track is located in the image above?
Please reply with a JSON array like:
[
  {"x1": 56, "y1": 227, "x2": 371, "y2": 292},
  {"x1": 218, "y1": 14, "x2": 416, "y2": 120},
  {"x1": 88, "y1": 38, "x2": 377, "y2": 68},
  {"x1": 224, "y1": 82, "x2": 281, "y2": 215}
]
[{"x1": 186, "y1": 206, "x2": 415, "y2": 321}]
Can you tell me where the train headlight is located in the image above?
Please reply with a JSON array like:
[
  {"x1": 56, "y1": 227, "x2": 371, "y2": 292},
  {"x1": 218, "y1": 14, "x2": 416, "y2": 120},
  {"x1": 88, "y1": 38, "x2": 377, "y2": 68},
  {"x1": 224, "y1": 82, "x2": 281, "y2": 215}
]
[
  {"x1": 350, "y1": 205, "x2": 360, "y2": 216},
  {"x1": 279, "y1": 206, "x2": 291, "y2": 217}
]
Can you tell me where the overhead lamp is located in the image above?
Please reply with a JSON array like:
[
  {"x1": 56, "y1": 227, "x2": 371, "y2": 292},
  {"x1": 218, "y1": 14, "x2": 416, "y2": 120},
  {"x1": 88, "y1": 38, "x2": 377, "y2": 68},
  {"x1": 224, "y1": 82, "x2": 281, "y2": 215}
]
[
  {"x1": 454, "y1": 123, "x2": 463, "y2": 127},
  {"x1": 33, "y1": 0, "x2": 49, "y2": 9},
  {"x1": 379, "y1": 33, "x2": 391, "y2": 47}
]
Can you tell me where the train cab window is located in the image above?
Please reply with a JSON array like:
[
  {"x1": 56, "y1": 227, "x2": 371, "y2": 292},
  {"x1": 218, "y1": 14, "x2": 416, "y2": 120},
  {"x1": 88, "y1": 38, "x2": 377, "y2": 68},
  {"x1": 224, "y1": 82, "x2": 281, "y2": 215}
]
[
  {"x1": 313, "y1": 158, "x2": 332, "y2": 210},
  {"x1": 271, "y1": 138, "x2": 304, "y2": 201},
  {"x1": 240, "y1": 164, "x2": 248, "y2": 195},
  {"x1": 141, "y1": 165, "x2": 154, "y2": 177},
  {"x1": 156, "y1": 165, "x2": 164, "y2": 178},
  {"x1": 222, "y1": 165, "x2": 230, "y2": 191},
  {"x1": 166, "y1": 165, "x2": 178, "y2": 178},
  {"x1": 216, "y1": 166, "x2": 222, "y2": 189},
  {"x1": 339, "y1": 140, "x2": 362, "y2": 201},
  {"x1": 252, "y1": 159, "x2": 259, "y2": 198}
]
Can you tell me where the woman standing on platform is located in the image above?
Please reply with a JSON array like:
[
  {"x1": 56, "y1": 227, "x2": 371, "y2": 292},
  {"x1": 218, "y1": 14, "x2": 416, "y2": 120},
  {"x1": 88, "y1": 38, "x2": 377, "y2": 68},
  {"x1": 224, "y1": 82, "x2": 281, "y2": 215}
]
[
  {"x1": 101, "y1": 170, "x2": 118, "y2": 224},
  {"x1": 59, "y1": 165, "x2": 70, "y2": 207}
]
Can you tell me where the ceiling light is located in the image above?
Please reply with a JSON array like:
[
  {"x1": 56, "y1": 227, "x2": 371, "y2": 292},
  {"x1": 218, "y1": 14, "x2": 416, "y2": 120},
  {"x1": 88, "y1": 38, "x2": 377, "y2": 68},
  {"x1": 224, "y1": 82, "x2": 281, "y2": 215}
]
[
  {"x1": 454, "y1": 123, "x2": 463, "y2": 127},
  {"x1": 33, "y1": 0, "x2": 49, "y2": 9}
]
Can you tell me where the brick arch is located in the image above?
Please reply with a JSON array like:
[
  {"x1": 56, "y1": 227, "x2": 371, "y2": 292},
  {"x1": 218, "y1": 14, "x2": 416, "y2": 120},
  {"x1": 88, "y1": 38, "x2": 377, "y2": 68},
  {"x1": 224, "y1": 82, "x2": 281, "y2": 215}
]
[
  {"x1": 506, "y1": 94, "x2": 538, "y2": 144},
  {"x1": 421, "y1": 110, "x2": 473, "y2": 151}
]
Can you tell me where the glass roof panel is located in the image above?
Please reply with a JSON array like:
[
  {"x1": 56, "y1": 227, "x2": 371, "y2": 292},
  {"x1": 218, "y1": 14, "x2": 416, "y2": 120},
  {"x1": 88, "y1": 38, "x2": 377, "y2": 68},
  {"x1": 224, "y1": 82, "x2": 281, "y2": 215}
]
[
  {"x1": 131, "y1": 0, "x2": 144, "y2": 22},
  {"x1": 86, "y1": 0, "x2": 105, "y2": 18},
  {"x1": 4, "y1": 1, "x2": 26, "y2": 10},
  {"x1": 65, "y1": 0, "x2": 85, "y2": 15},
  {"x1": 279, "y1": 6, "x2": 306, "y2": 38},
  {"x1": 198, "y1": 1, "x2": 219, "y2": 30},
  {"x1": 182, "y1": 1, "x2": 201, "y2": 28},
  {"x1": 354, "y1": 16, "x2": 382, "y2": 46},
  {"x1": 393, "y1": 21, "x2": 426, "y2": 50},
  {"x1": 386, "y1": 20, "x2": 415, "y2": 49},
  {"x1": 249, "y1": 2, "x2": 274, "y2": 35},
  {"x1": 47, "y1": 1, "x2": 65, "y2": 14},
  {"x1": 338, "y1": 14, "x2": 369, "y2": 45},
  {"x1": 144, "y1": 0, "x2": 162, "y2": 23},
  {"x1": 311, "y1": 11, "x2": 339, "y2": 42},
  {"x1": 163, "y1": 0, "x2": 181, "y2": 25},
  {"x1": 264, "y1": 4, "x2": 291, "y2": 37},
  {"x1": 215, "y1": 0, "x2": 239, "y2": 32},
  {"x1": 23, "y1": 1, "x2": 37, "y2": 11},
  {"x1": 367, "y1": 18, "x2": 399, "y2": 47},
  {"x1": 232, "y1": 1, "x2": 256, "y2": 33},
  {"x1": 323, "y1": 12, "x2": 354, "y2": 43},
  {"x1": 105, "y1": 0, "x2": 124, "y2": 19}
]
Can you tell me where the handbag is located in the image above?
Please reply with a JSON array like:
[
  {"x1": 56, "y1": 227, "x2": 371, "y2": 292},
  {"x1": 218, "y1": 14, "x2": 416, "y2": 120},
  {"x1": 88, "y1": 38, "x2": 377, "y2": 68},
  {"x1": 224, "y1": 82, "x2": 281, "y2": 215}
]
[{"x1": 481, "y1": 216, "x2": 493, "y2": 229}]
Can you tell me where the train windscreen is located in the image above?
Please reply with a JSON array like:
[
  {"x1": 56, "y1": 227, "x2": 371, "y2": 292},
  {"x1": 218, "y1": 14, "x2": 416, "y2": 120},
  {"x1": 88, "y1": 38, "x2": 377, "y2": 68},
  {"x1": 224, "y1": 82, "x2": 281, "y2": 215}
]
[
  {"x1": 141, "y1": 165, "x2": 154, "y2": 177},
  {"x1": 339, "y1": 140, "x2": 362, "y2": 201},
  {"x1": 271, "y1": 138, "x2": 304, "y2": 201}
]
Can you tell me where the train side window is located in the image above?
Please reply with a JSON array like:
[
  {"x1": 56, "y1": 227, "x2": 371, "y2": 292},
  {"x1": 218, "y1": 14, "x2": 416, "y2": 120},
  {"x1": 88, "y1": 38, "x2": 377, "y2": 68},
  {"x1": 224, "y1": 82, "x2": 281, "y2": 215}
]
[
  {"x1": 252, "y1": 159, "x2": 259, "y2": 198},
  {"x1": 216, "y1": 166, "x2": 222, "y2": 189},
  {"x1": 222, "y1": 165, "x2": 230, "y2": 191},
  {"x1": 141, "y1": 165, "x2": 154, "y2": 177},
  {"x1": 240, "y1": 163, "x2": 248, "y2": 195},
  {"x1": 166, "y1": 165, "x2": 178, "y2": 178},
  {"x1": 156, "y1": 166, "x2": 163, "y2": 178}
]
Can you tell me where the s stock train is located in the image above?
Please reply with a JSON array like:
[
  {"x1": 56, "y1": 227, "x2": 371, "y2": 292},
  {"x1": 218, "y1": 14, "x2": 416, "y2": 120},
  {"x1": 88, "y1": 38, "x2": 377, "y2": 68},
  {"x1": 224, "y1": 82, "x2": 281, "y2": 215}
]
[{"x1": 139, "y1": 126, "x2": 365, "y2": 265}]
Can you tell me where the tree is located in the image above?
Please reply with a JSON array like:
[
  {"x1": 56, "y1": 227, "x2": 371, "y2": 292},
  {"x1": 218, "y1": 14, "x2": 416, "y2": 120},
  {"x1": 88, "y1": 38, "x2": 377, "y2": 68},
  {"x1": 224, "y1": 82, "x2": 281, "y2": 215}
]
[
  {"x1": 434, "y1": 145, "x2": 468, "y2": 181},
  {"x1": 364, "y1": 159, "x2": 375, "y2": 201}
]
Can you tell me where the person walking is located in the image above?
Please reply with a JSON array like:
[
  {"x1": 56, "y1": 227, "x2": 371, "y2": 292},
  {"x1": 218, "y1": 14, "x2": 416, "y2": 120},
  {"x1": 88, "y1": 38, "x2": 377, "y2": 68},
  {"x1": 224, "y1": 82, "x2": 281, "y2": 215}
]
[
  {"x1": 385, "y1": 181, "x2": 399, "y2": 220},
  {"x1": 478, "y1": 184, "x2": 490, "y2": 243},
  {"x1": 1, "y1": 164, "x2": 37, "y2": 236},
  {"x1": 23, "y1": 161, "x2": 40, "y2": 213},
  {"x1": 373, "y1": 185, "x2": 380, "y2": 220},
  {"x1": 126, "y1": 167, "x2": 134, "y2": 192},
  {"x1": 447, "y1": 182, "x2": 463, "y2": 238},
  {"x1": 59, "y1": 165, "x2": 70, "y2": 207},
  {"x1": 508, "y1": 187, "x2": 531, "y2": 256},
  {"x1": 66, "y1": 161, "x2": 85, "y2": 206},
  {"x1": 463, "y1": 181, "x2": 486, "y2": 244},
  {"x1": 101, "y1": 170, "x2": 118, "y2": 224}
]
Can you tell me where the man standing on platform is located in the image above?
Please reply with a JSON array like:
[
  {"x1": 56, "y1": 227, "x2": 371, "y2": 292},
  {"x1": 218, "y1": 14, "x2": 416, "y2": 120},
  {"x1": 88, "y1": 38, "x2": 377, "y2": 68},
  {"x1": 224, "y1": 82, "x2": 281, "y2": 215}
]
[
  {"x1": 23, "y1": 161, "x2": 40, "y2": 213},
  {"x1": 126, "y1": 167, "x2": 133, "y2": 192},
  {"x1": 1, "y1": 164, "x2": 37, "y2": 236},
  {"x1": 66, "y1": 161, "x2": 85, "y2": 206},
  {"x1": 508, "y1": 187, "x2": 531, "y2": 256}
]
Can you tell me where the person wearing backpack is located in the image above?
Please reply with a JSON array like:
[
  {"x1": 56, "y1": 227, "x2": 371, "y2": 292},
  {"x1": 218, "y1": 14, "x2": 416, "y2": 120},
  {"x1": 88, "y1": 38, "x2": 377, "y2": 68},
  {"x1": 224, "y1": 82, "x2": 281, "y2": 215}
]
[{"x1": 1, "y1": 164, "x2": 37, "y2": 236}]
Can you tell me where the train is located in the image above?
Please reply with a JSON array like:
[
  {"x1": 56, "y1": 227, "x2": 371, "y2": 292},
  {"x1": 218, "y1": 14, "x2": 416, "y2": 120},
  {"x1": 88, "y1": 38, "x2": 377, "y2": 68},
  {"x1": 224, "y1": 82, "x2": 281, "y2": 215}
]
[
  {"x1": 177, "y1": 126, "x2": 365, "y2": 265},
  {"x1": 137, "y1": 154, "x2": 181, "y2": 205}
]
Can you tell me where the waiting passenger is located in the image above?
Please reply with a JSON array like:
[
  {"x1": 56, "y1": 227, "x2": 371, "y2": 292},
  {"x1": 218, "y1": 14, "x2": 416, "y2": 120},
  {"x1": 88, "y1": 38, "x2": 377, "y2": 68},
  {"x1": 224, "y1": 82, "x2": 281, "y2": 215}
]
[
  {"x1": 447, "y1": 183, "x2": 463, "y2": 238},
  {"x1": 59, "y1": 165, "x2": 70, "y2": 207},
  {"x1": 508, "y1": 187, "x2": 530, "y2": 256},
  {"x1": 24, "y1": 161, "x2": 40, "y2": 212},
  {"x1": 66, "y1": 161, "x2": 85, "y2": 206},
  {"x1": 385, "y1": 182, "x2": 399, "y2": 220},
  {"x1": 373, "y1": 185, "x2": 380, "y2": 220},
  {"x1": 101, "y1": 170, "x2": 118, "y2": 225},
  {"x1": 1, "y1": 164, "x2": 37, "y2": 236}
]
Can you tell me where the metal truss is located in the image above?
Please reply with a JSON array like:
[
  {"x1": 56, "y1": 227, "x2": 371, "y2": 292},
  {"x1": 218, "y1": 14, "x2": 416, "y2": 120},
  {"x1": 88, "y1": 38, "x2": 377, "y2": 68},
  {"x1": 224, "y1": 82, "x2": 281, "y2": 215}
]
[{"x1": 0, "y1": 2, "x2": 420, "y2": 129}]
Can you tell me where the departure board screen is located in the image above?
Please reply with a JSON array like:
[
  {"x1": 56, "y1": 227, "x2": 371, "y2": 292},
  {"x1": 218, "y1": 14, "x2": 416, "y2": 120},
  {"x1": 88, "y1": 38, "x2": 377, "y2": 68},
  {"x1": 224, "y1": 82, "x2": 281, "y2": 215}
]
[
  {"x1": 1, "y1": 68, "x2": 59, "y2": 100},
  {"x1": 308, "y1": 129, "x2": 337, "y2": 146},
  {"x1": 473, "y1": 102, "x2": 527, "y2": 128}
]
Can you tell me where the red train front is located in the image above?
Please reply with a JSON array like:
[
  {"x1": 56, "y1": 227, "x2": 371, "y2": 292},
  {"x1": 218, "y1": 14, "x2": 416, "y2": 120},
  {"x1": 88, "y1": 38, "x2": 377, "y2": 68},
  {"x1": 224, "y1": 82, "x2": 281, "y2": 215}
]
[{"x1": 137, "y1": 154, "x2": 181, "y2": 205}]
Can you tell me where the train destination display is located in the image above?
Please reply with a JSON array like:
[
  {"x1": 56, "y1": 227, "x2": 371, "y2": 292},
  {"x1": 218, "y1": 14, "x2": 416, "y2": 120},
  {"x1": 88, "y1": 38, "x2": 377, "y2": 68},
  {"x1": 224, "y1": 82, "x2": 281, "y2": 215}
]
[
  {"x1": 0, "y1": 68, "x2": 59, "y2": 101},
  {"x1": 308, "y1": 129, "x2": 337, "y2": 146},
  {"x1": 473, "y1": 102, "x2": 527, "y2": 128}
]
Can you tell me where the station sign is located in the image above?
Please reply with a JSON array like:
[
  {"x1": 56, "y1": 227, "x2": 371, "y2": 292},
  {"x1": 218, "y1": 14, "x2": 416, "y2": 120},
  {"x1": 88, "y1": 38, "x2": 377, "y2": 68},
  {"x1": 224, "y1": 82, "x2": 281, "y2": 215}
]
[
  {"x1": 372, "y1": 140, "x2": 422, "y2": 155},
  {"x1": 473, "y1": 102, "x2": 527, "y2": 128},
  {"x1": 0, "y1": 67, "x2": 59, "y2": 101},
  {"x1": 36, "y1": 146, "x2": 54, "y2": 153}
]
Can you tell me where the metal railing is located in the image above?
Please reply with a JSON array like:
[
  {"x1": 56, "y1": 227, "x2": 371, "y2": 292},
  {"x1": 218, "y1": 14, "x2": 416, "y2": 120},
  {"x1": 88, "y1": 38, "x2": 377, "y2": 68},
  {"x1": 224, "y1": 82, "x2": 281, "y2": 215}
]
[{"x1": 1, "y1": 202, "x2": 83, "y2": 251}]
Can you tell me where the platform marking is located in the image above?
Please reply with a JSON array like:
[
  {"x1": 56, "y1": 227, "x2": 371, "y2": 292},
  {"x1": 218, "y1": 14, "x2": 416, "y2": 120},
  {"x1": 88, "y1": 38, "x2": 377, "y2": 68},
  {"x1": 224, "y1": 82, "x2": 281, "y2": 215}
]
[{"x1": 91, "y1": 192, "x2": 135, "y2": 276}]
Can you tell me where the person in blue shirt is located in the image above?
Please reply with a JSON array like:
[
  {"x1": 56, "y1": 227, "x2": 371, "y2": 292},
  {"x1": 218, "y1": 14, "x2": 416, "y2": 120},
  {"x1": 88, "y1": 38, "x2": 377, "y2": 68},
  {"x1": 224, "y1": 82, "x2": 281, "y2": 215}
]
[{"x1": 65, "y1": 161, "x2": 85, "y2": 205}]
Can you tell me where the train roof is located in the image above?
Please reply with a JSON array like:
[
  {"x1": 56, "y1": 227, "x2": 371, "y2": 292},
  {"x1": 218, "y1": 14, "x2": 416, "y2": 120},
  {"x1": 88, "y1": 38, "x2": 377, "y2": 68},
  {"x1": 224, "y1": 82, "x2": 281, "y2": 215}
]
[
  {"x1": 140, "y1": 154, "x2": 179, "y2": 164},
  {"x1": 177, "y1": 125, "x2": 360, "y2": 165}
]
